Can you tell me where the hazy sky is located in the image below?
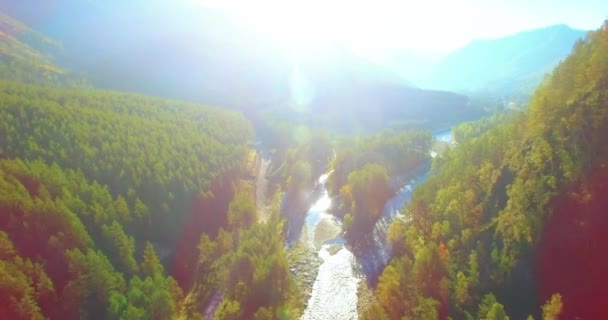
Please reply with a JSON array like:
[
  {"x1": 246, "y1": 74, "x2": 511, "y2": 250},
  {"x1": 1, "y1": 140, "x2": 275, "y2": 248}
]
[{"x1": 192, "y1": 0, "x2": 608, "y2": 56}]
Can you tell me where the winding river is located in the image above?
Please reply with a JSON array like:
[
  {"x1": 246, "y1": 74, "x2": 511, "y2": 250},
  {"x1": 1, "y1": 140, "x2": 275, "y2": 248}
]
[
  {"x1": 300, "y1": 130, "x2": 452, "y2": 320},
  {"x1": 301, "y1": 172, "x2": 359, "y2": 320}
]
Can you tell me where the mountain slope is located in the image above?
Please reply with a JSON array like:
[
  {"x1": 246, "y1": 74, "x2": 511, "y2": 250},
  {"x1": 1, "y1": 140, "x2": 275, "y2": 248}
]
[
  {"x1": 0, "y1": 79, "x2": 259, "y2": 319},
  {"x1": 0, "y1": 12, "x2": 82, "y2": 85},
  {"x1": 0, "y1": 2, "x2": 482, "y2": 131},
  {"x1": 272, "y1": 46, "x2": 479, "y2": 133},
  {"x1": 367, "y1": 20, "x2": 608, "y2": 319},
  {"x1": 425, "y1": 24, "x2": 586, "y2": 101}
]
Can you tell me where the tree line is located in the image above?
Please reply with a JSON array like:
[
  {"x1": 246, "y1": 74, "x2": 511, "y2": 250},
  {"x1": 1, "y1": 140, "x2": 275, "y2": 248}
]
[
  {"x1": 328, "y1": 130, "x2": 433, "y2": 242},
  {"x1": 0, "y1": 78, "x2": 255, "y2": 318},
  {"x1": 367, "y1": 21, "x2": 608, "y2": 320}
]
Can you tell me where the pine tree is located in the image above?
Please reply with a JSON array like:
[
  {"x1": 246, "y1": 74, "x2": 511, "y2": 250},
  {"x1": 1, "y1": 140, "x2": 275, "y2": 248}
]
[{"x1": 141, "y1": 242, "x2": 163, "y2": 277}]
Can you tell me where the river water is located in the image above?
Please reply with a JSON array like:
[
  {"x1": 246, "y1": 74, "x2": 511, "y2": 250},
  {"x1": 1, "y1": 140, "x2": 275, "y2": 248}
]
[
  {"x1": 435, "y1": 129, "x2": 455, "y2": 144},
  {"x1": 300, "y1": 131, "x2": 451, "y2": 320},
  {"x1": 301, "y1": 172, "x2": 359, "y2": 320}
]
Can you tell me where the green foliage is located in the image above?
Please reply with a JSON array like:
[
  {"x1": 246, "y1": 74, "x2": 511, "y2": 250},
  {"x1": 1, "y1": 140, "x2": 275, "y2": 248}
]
[
  {"x1": 102, "y1": 221, "x2": 138, "y2": 274},
  {"x1": 253, "y1": 307, "x2": 274, "y2": 320},
  {"x1": 387, "y1": 219, "x2": 408, "y2": 256},
  {"x1": 341, "y1": 163, "x2": 393, "y2": 236},
  {"x1": 266, "y1": 123, "x2": 333, "y2": 182},
  {"x1": 0, "y1": 231, "x2": 16, "y2": 259},
  {"x1": 0, "y1": 158, "x2": 184, "y2": 318},
  {"x1": 109, "y1": 274, "x2": 182, "y2": 320},
  {"x1": 361, "y1": 302, "x2": 390, "y2": 320},
  {"x1": 376, "y1": 257, "x2": 415, "y2": 319},
  {"x1": 62, "y1": 248, "x2": 126, "y2": 319},
  {"x1": 0, "y1": 80, "x2": 253, "y2": 243},
  {"x1": 227, "y1": 189, "x2": 256, "y2": 229},
  {"x1": 0, "y1": 234, "x2": 53, "y2": 320},
  {"x1": 214, "y1": 299, "x2": 242, "y2": 320},
  {"x1": 373, "y1": 20, "x2": 608, "y2": 320},
  {"x1": 0, "y1": 15, "x2": 262, "y2": 320},
  {"x1": 477, "y1": 294, "x2": 498, "y2": 319},
  {"x1": 452, "y1": 111, "x2": 517, "y2": 144},
  {"x1": 327, "y1": 129, "x2": 432, "y2": 242},
  {"x1": 329, "y1": 129, "x2": 432, "y2": 196},
  {"x1": 185, "y1": 192, "x2": 296, "y2": 319},
  {"x1": 141, "y1": 242, "x2": 164, "y2": 278},
  {"x1": 0, "y1": 13, "x2": 84, "y2": 86},
  {"x1": 225, "y1": 220, "x2": 291, "y2": 314},
  {"x1": 541, "y1": 294, "x2": 562, "y2": 320},
  {"x1": 285, "y1": 160, "x2": 313, "y2": 194},
  {"x1": 485, "y1": 303, "x2": 509, "y2": 320},
  {"x1": 268, "y1": 125, "x2": 333, "y2": 216},
  {"x1": 411, "y1": 296, "x2": 440, "y2": 320}
]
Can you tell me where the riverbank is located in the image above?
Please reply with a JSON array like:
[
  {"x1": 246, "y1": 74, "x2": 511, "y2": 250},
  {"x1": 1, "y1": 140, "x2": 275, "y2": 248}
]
[
  {"x1": 357, "y1": 280, "x2": 376, "y2": 317},
  {"x1": 287, "y1": 244, "x2": 322, "y2": 315},
  {"x1": 253, "y1": 150, "x2": 271, "y2": 222},
  {"x1": 388, "y1": 160, "x2": 431, "y2": 192}
]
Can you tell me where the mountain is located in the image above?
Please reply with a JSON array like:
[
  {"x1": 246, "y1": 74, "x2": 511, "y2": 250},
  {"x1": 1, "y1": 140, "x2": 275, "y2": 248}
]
[
  {"x1": 0, "y1": 11, "x2": 82, "y2": 85},
  {"x1": 0, "y1": 1, "x2": 482, "y2": 132},
  {"x1": 368, "y1": 21, "x2": 608, "y2": 320},
  {"x1": 267, "y1": 46, "x2": 479, "y2": 133},
  {"x1": 0, "y1": 0, "x2": 286, "y2": 103},
  {"x1": 423, "y1": 24, "x2": 586, "y2": 103},
  {"x1": 378, "y1": 50, "x2": 441, "y2": 85}
]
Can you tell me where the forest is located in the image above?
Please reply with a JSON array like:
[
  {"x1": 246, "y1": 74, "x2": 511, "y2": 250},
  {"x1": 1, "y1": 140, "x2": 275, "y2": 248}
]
[
  {"x1": 0, "y1": 12, "x2": 84, "y2": 86},
  {"x1": 0, "y1": 11, "x2": 304, "y2": 317},
  {"x1": 328, "y1": 130, "x2": 433, "y2": 242},
  {"x1": 1, "y1": 4, "x2": 608, "y2": 320},
  {"x1": 366, "y1": 21, "x2": 608, "y2": 320},
  {"x1": 0, "y1": 76, "x2": 300, "y2": 318}
]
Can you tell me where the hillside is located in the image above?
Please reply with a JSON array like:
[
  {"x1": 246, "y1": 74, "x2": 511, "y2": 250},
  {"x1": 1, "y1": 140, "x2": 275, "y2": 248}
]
[
  {"x1": 0, "y1": 79, "x2": 273, "y2": 319},
  {"x1": 424, "y1": 24, "x2": 586, "y2": 103},
  {"x1": 0, "y1": 12, "x2": 81, "y2": 85},
  {"x1": 4, "y1": 3, "x2": 606, "y2": 320},
  {"x1": 0, "y1": 2, "x2": 483, "y2": 132},
  {"x1": 367, "y1": 21, "x2": 608, "y2": 319},
  {"x1": 259, "y1": 46, "x2": 481, "y2": 133},
  {"x1": 0, "y1": 80, "x2": 253, "y2": 242}
]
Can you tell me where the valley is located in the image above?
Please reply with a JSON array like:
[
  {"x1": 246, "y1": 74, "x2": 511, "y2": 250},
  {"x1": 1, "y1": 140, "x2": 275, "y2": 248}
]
[{"x1": 0, "y1": 2, "x2": 607, "y2": 320}]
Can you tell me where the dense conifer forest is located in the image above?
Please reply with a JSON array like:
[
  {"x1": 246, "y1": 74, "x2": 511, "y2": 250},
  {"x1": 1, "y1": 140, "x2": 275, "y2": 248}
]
[
  {"x1": 365, "y1": 21, "x2": 608, "y2": 320},
  {"x1": 1, "y1": 4, "x2": 607, "y2": 319}
]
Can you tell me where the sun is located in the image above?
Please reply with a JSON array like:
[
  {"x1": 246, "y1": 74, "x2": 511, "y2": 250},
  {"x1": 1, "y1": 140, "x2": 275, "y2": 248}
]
[
  {"x1": 189, "y1": 0, "x2": 392, "y2": 108},
  {"x1": 191, "y1": 0, "x2": 363, "y2": 55}
]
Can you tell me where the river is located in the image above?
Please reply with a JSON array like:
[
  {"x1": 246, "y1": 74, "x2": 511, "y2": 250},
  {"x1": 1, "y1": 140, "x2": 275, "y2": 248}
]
[
  {"x1": 435, "y1": 129, "x2": 455, "y2": 144},
  {"x1": 300, "y1": 172, "x2": 358, "y2": 320},
  {"x1": 300, "y1": 131, "x2": 451, "y2": 320}
]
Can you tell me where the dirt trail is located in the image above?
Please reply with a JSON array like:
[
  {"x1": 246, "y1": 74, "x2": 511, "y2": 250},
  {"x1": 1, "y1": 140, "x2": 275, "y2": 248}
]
[{"x1": 255, "y1": 151, "x2": 271, "y2": 222}]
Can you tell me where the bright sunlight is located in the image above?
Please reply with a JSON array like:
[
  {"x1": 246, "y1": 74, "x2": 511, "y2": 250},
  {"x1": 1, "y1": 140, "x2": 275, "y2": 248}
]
[
  {"x1": 3, "y1": 1, "x2": 608, "y2": 319},
  {"x1": 191, "y1": 0, "x2": 607, "y2": 58},
  {"x1": 191, "y1": 0, "x2": 393, "y2": 55}
]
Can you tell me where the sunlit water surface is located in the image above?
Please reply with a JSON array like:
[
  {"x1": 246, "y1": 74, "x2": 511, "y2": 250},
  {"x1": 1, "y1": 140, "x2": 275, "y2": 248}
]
[
  {"x1": 301, "y1": 171, "x2": 360, "y2": 320},
  {"x1": 301, "y1": 245, "x2": 360, "y2": 320},
  {"x1": 435, "y1": 129, "x2": 455, "y2": 144},
  {"x1": 301, "y1": 131, "x2": 451, "y2": 319}
]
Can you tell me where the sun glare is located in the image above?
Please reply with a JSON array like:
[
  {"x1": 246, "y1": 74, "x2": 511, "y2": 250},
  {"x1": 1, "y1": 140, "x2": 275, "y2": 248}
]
[
  {"x1": 190, "y1": 0, "x2": 461, "y2": 64},
  {"x1": 192, "y1": 0, "x2": 414, "y2": 108},
  {"x1": 193, "y1": 0, "x2": 366, "y2": 53}
]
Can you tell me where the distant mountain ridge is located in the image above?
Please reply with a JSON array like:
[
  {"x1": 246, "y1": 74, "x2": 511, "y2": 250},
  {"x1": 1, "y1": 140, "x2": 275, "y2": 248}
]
[
  {"x1": 0, "y1": 12, "x2": 81, "y2": 85},
  {"x1": 422, "y1": 24, "x2": 586, "y2": 101},
  {"x1": 0, "y1": 2, "x2": 483, "y2": 132}
]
